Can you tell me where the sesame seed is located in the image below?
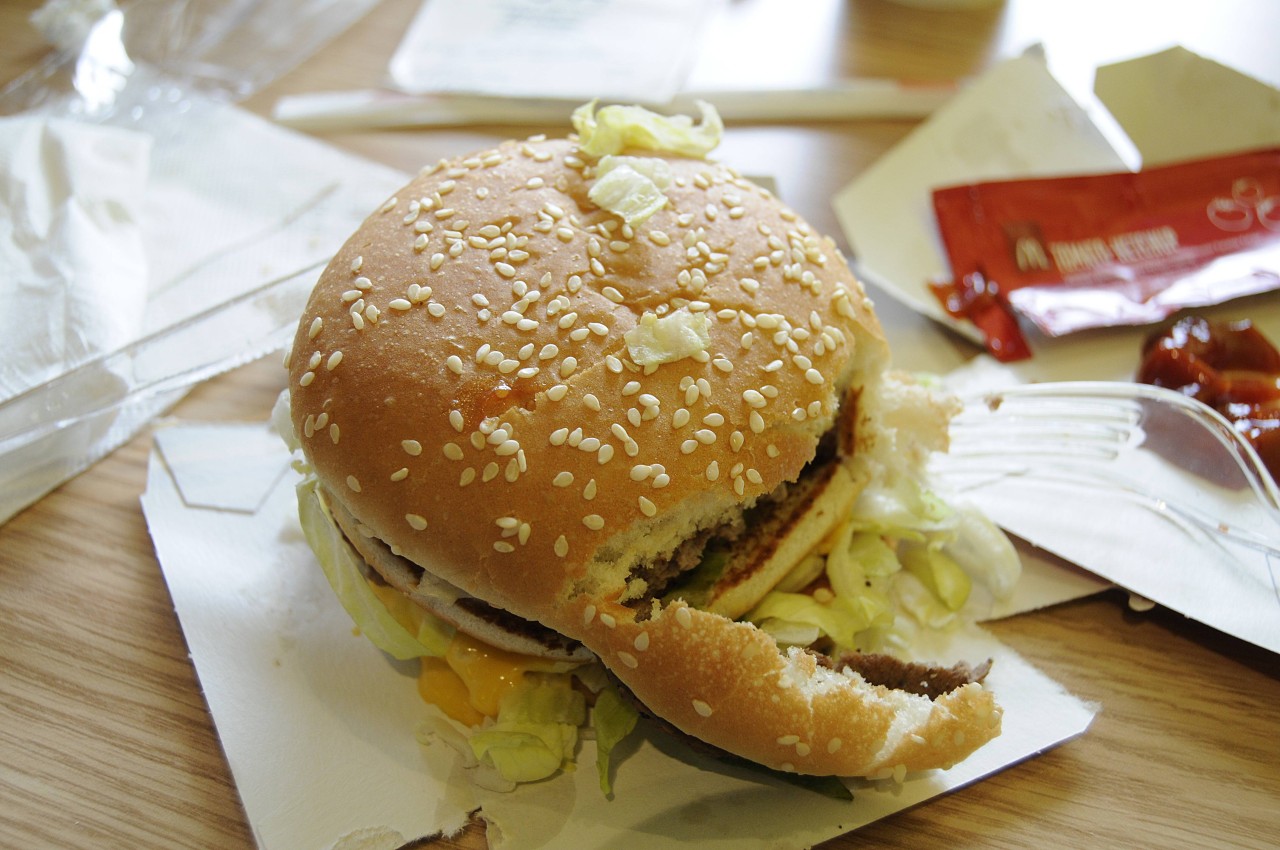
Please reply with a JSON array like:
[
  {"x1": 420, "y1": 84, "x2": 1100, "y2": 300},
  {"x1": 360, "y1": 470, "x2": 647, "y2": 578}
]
[
  {"x1": 553, "y1": 471, "x2": 574, "y2": 487},
  {"x1": 444, "y1": 443, "x2": 464, "y2": 461},
  {"x1": 583, "y1": 604, "x2": 596, "y2": 625},
  {"x1": 482, "y1": 462, "x2": 499, "y2": 482},
  {"x1": 555, "y1": 535, "x2": 569, "y2": 557},
  {"x1": 493, "y1": 541, "x2": 515, "y2": 554},
  {"x1": 746, "y1": 468, "x2": 763, "y2": 484},
  {"x1": 495, "y1": 439, "x2": 520, "y2": 456},
  {"x1": 427, "y1": 302, "x2": 446, "y2": 318},
  {"x1": 675, "y1": 606, "x2": 693, "y2": 629},
  {"x1": 750, "y1": 410, "x2": 765, "y2": 433},
  {"x1": 307, "y1": 317, "x2": 323, "y2": 339},
  {"x1": 583, "y1": 514, "x2": 604, "y2": 530},
  {"x1": 391, "y1": 467, "x2": 409, "y2": 482},
  {"x1": 299, "y1": 370, "x2": 315, "y2": 387},
  {"x1": 329, "y1": 424, "x2": 340, "y2": 444},
  {"x1": 680, "y1": 439, "x2": 698, "y2": 454},
  {"x1": 346, "y1": 475, "x2": 361, "y2": 492},
  {"x1": 805, "y1": 368, "x2": 824, "y2": 385},
  {"x1": 652, "y1": 474, "x2": 670, "y2": 488},
  {"x1": 560, "y1": 357, "x2": 578, "y2": 377},
  {"x1": 578, "y1": 437, "x2": 601, "y2": 453},
  {"x1": 550, "y1": 427, "x2": 569, "y2": 445},
  {"x1": 692, "y1": 699, "x2": 713, "y2": 717},
  {"x1": 617, "y1": 651, "x2": 639, "y2": 669},
  {"x1": 583, "y1": 393, "x2": 600, "y2": 411},
  {"x1": 446, "y1": 355, "x2": 464, "y2": 375},
  {"x1": 406, "y1": 514, "x2": 428, "y2": 530},
  {"x1": 705, "y1": 460, "x2": 720, "y2": 481},
  {"x1": 459, "y1": 468, "x2": 476, "y2": 486},
  {"x1": 743, "y1": 389, "x2": 766, "y2": 408},
  {"x1": 402, "y1": 440, "x2": 423, "y2": 456},
  {"x1": 638, "y1": 496, "x2": 657, "y2": 517},
  {"x1": 602, "y1": 286, "x2": 624, "y2": 303}
]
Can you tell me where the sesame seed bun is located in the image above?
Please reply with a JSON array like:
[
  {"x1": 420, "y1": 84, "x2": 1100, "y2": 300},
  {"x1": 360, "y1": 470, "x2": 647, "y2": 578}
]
[{"x1": 287, "y1": 132, "x2": 999, "y2": 777}]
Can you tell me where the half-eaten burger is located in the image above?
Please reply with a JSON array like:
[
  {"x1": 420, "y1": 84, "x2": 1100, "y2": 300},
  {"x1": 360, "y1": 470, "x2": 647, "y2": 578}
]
[{"x1": 281, "y1": 102, "x2": 1020, "y2": 791}]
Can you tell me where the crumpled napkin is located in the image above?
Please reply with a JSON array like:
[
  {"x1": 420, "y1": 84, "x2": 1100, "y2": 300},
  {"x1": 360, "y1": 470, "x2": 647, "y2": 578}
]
[
  {"x1": 0, "y1": 115, "x2": 150, "y2": 401},
  {"x1": 0, "y1": 95, "x2": 406, "y2": 526}
]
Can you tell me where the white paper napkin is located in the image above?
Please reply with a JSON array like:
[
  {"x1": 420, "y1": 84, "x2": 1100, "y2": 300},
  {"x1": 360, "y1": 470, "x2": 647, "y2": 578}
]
[
  {"x1": 0, "y1": 116, "x2": 150, "y2": 401},
  {"x1": 388, "y1": 0, "x2": 720, "y2": 104},
  {"x1": 0, "y1": 96, "x2": 406, "y2": 526}
]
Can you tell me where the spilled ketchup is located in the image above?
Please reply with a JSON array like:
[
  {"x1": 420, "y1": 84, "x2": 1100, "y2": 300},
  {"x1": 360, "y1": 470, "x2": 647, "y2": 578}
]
[{"x1": 1137, "y1": 316, "x2": 1280, "y2": 480}]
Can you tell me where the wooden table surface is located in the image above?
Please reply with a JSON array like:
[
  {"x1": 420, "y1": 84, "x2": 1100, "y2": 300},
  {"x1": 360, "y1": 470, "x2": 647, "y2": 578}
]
[{"x1": 2, "y1": 1, "x2": 1278, "y2": 848}]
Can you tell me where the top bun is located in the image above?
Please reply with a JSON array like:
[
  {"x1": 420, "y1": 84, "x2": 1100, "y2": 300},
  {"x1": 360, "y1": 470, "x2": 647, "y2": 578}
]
[
  {"x1": 287, "y1": 123, "x2": 998, "y2": 776},
  {"x1": 290, "y1": 131, "x2": 886, "y2": 621}
]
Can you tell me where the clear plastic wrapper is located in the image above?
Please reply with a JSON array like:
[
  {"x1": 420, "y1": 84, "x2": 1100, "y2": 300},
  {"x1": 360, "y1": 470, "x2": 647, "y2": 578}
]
[{"x1": 0, "y1": 0, "x2": 389, "y2": 524}]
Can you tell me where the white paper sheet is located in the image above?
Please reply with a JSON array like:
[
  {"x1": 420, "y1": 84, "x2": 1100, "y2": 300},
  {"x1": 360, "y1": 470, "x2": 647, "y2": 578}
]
[
  {"x1": 1094, "y1": 46, "x2": 1280, "y2": 168},
  {"x1": 142, "y1": 423, "x2": 1097, "y2": 850},
  {"x1": 388, "y1": 0, "x2": 719, "y2": 104}
]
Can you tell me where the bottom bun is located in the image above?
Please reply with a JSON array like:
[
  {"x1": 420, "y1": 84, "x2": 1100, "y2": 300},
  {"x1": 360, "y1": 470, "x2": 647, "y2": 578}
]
[{"x1": 569, "y1": 596, "x2": 1000, "y2": 777}]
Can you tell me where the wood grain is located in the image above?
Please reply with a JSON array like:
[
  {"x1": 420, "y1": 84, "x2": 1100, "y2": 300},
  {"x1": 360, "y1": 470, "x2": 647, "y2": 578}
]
[{"x1": 2, "y1": 1, "x2": 1278, "y2": 848}]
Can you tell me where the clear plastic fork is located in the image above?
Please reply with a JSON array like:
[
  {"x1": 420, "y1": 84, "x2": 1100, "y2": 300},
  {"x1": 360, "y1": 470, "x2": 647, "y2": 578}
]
[
  {"x1": 935, "y1": 381, "x2": 1280, "y2": 554},
  {"x1": 930, "y1": 380, "x2": 1280, "y2": 654}
]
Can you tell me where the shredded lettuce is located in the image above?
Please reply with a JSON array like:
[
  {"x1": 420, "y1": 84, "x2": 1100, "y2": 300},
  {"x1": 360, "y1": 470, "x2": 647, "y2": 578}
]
[
  {"x1": 469, "y1": 674, "x2": 587, "y2": 784},
  {"x1": 747, "y1": 591, "x2": 884, "y2": 650},
  {"x1": 623, "y1": 307, "x2": 711, "y2": 368},
  {"x1": 592, "y1": 682, "x2": 640, "y2": 796},
  {"x1": 296, "y1": 476, "x2": 451, "y2": 660},
  {"x1": 898, "y1": 542, "x2": 971, "y2": 612},
  {"x1": 588, "y1": 155, "x2": 673, "y2": 225},
  {"x1": 571, "y1": 100, "x2": 722, "y2": 159}
]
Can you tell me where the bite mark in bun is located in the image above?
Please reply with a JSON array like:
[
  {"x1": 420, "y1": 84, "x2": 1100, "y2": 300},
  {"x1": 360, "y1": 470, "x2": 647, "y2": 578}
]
[{"x1": 286, "y1": 104, "x2": 1004, "y2": 784}]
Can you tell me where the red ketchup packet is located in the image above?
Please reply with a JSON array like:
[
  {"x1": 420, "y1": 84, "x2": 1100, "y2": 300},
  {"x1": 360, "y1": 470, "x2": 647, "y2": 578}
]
[{"x1": 929, "y1": 147, "x2": 1280, "y2": 362}]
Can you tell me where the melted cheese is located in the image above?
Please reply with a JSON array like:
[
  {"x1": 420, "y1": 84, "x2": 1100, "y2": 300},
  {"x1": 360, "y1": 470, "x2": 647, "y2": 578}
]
[
  {"x1": 361, "y1": 572, "x2": 572, "y2": 725},
  {"x1": 419, "y1": 632, "x2": 570, "y2": 725}
]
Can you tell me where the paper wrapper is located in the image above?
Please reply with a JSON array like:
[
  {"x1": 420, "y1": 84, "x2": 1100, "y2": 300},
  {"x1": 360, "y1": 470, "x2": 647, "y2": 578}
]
[{"x1": 142, "y1": 422, "x2": 1097, "y2": 850}]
